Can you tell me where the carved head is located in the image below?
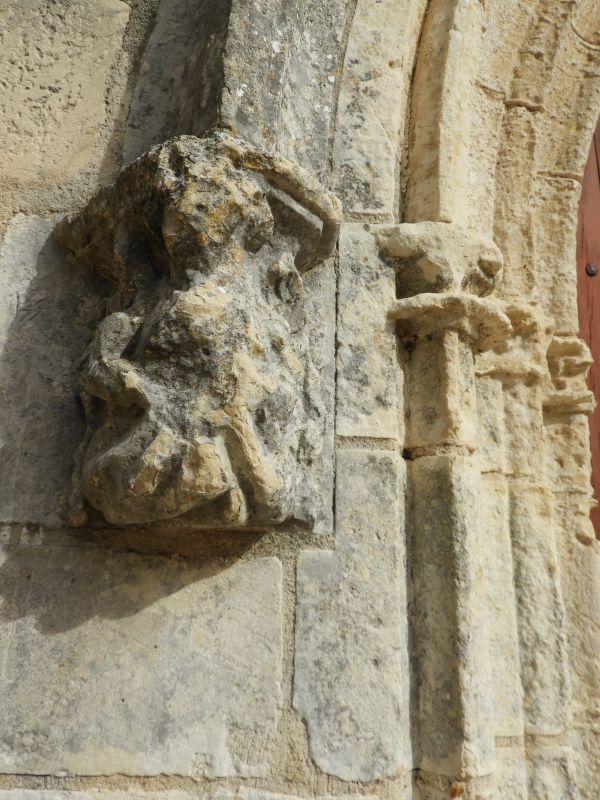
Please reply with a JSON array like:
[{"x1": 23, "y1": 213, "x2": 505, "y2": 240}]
[{"x1": 59, "y1": 131, "x2": 341, "y2": 529}]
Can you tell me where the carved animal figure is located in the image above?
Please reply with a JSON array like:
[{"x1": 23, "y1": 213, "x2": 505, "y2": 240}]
[{"x1": 58, "y1": 131, "x2": 341, "y2": 528}]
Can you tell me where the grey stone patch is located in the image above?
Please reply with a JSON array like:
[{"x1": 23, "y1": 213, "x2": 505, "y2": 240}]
[
  {"x1": 222, "y1": 0, "x2": 347, "y2": 180},
  {"x1": 293, "y1": 449, "x2": 410, "y2": 780},
  {"x1": 409, "y1": 455, "x2": 495, "y2": 778},
  {"x1": 0, "y1": 549, "x2": 283, "y2": 777},
  {"x1": 0, "y1": 214, "x2": 104, "y2": 526},
  {"x1": 123, "y1": 0, "x2": 231, "y2": 164},
  {"x1": 494, "y1": 747, "x2": 528, "y2": 799},
  {"x1": 125, "y1": 0, "x2": 346, "y2": 180},
  {"x1": 332, "y1": 0, "x2": 417, "y2": 215},
  {"x1": 336, "y1": 225, "x2": 400, "y2": 440}
]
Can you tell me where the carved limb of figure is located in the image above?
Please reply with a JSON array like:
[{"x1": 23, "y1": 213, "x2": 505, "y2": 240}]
[{"x1": 58, "y1": 130, "x2": 341, "y2": 529}]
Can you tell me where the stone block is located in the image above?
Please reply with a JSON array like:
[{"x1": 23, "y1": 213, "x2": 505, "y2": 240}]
[
  {"x1": 504, "y1": 383, "x2": 545, "y2": 479},
  {"x1": 0, "y1": 0, "x2": 129, "y2": 184},
  {"x1": 293, "y1": 449, "x2": 410, "y2": 780},
  {"x1": 0, "y1": 215, "x2": 103, "y2": 526},
  {"x1": 0, "y1": 793, "x2": 373, "y2": 800},
  {"x1": 544, "y1": 413, "x2": 593, "y2": 493},
  {"x1": 475, "y1": 375, "x2": 507, "y2": 475},
  {"x1": 532, "y1": 175, "x2": 580, "y2": 334},
  {"x1": 223, "y1": 0, "x2": 347, "y2": 180},
  {"x1": 0, "y1": 541, "x2": 283, "y2": 777},
  {"x1": 332, "y1": 0, "x2": 421, "y2": 215},
  {"x1": 480, "y1": 475, "x2": 524, "y2": 737},
  {"x1": 336, "y1": 225, "x2": 400, "y2": 440},
  {"x1": 509, "y1": 484, "x2": 571, "y2": 734},
  {"x1": 495, "y1": 746, "x2": 528, "y2": 799},
  {"x1": 409, "y1": 455, "x2": 495, "y2": 778},
  {"x1": 123, "y1": 0, "x2": 231, "y2": 163},
  {"x1": 526, "y1": 746, "x2": 577, "y2": 800}
]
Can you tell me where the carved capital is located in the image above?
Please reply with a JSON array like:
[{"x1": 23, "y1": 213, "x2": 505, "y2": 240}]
[
  {"x1": 475, "y1": 303, "x2": 552, "y2": 383},
  {"x1": 377, "y1": 221, "x2": 503, "y2": 297},
  {"x1": 59, "y1": 130, "x2": 341, "y2": 530},
  {"x1": 544, "y1": 336, "x2": 594, "y2": 416},
  {"x1": 389, "y1": 292, "x2": 511, "y2": 352}
]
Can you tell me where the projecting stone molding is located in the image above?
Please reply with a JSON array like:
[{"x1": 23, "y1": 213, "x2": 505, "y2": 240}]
[{"x1": 58, "y1": 130, "x2": 341, "y2": 531}]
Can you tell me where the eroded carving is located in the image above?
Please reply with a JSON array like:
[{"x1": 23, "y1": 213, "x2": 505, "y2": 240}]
[{"x1": 58, "y1": 130, "x2": 341, "y2": 529}]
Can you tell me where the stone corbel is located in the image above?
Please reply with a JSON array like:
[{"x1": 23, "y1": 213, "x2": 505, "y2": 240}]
[{"x1": 58, "y1": 129, "x2": 341, "y2": 531}]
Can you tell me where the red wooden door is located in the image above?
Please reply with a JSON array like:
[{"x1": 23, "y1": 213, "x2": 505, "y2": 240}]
[{"x1": 577, "y1": 118, "x2": 600, "y2": 537}]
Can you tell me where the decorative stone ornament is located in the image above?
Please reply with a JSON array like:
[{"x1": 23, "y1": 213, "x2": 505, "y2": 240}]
[{"x1": 58, "y1": 130, "x2": 341, "y2": 530}]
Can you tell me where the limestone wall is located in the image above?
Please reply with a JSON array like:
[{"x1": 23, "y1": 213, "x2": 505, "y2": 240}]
[{"x1": 1, "y1": 2, "x2": 600, "y2": 799}]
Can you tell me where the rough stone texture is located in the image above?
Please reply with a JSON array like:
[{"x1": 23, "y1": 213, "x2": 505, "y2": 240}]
[
  {"x1": 509, "y1": 485, "x2": 571, "y2": 734},
  {"x1": 221, "y1": 0, "x2": 347, "y2": 179},
  {"x1": 123, "y1": 0, "x2": 231, "y2": 164},
  {"x1": 479, "y1": 474, "x2": 524, "y2": 738},
  {"x1": 495, "y1": 747, "x2": 528, "y2": 800},
  {"x1": 2, "y1": 0, "x2": 600, "y2": 798},
  {"x1": 294, "y1": 449, "x2": 410, "y2": 780},
  {"x1": 332, "y1": 0, "x2": 426, "y2": 217},
  {"x1": 336, "y1": 225, "x2": 399, "y2": 440},
  {"x1": 58, "y1": 132, "x2": 339, "y2": 531},
  {"x1": 0, "y1": 534, "x2": 283, "y2": 777},
  {"x1": 125, "y1": 0, "x2": 347, "y2": 180},
  {"x1": 409, "y1": 456, "x2": 494, "y2": 779},
  {"x1": 0, "y1": 0, "x2": 129, "y2": 185},
  {"x1": 0, "y1": 793, "x2": 372, "y2": 800}
]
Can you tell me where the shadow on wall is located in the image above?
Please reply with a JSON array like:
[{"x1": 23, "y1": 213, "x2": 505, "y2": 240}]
[
  {"x1": 0, "y1": 0, "x2": 261, "y2": 637},
  {"x1": 0, "y1": 216, "x2": 261, "y2": 634},
  {"x1": 0, "y1": 526, "x2": 260, "y2": 635},
  {"x1": 0, "y1": 215, "x2": 101, "y2": 529},
  {"x1": 119, "y1": 0, "x2": 232, "y2": 166}
]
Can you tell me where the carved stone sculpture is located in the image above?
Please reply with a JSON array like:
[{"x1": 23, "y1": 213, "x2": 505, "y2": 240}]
[{"x1": 58, "y1": 130, "x2": 341, "y2": 529}]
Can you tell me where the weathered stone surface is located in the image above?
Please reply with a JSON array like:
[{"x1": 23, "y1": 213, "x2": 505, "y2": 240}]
[
  {"x1": 59, "y1": 131, "x2": 339, "y2": 531},
  {"x1": 2, "y1": 0, "x2": 600, "y2": 795},
  {"x1": 0, "y1": 540, "x2": 282, "y2": 777},
  {"x1": 509, "y1": 485, "x2": 571, "y2": 734},
  {"x1": 0, "y1": 214, "x2": 103, "y2": 526},
  {"x1": 123, "y1": 0, "x2": 231, "y2": 164},
  {"x1": 409, "y1": 455, "x2": 495, "y2": 779},
  {"x1": 0, "y1": 792, "x2": 373, "y2": 800},
  {"x1": 336, "y1": 225, "x2": 399, "y2": 440},
  {"x1": 294, "y1": 449, "x2": 410, "y2": 780},
  {"x1": 332, "y1": 0, "x2": 423, "y2": 216},
  {"x1": 479, "y1": 474, "x2": 524, "y2": 737},
  {"x1": 532, "y1": 175, "x2": 581, "y2": 334},
  {"x1": 222, "y1": 0, "x2": 346, "y2": 180},
  {"x1": 377, "y1": 222, "x2": 504, "y2": 297},
  {"x1": 526, "y1": 746, "x2": 577, "y2": 800},
  {"x1": 475, "y1": 375, "x2": 508, "y2": 474},
  {"x1": 494, "y1": 746, "x2": 528, "y2": 799},
  {"x1": 0, "y1": 0, "x2": 129, "y2": 184}
]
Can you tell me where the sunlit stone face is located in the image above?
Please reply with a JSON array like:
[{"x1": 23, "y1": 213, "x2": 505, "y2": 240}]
[{"x1": 59, "y1": 132, "x2": 340, "y2": 531}]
